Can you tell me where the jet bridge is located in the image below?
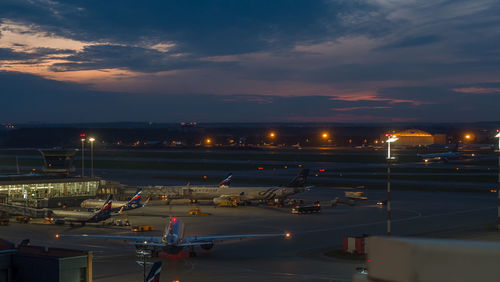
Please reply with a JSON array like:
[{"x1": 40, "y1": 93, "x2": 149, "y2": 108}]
[{"x1": 0, "y1": 203, "x2": 52, "y2": 218}]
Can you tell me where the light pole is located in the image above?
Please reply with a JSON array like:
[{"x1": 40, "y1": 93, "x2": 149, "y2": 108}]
[
  {"x1": 89, "y1": 137, "x2": 95, "y2": 178},
  {"x1": 386, "y1": 136, "x2": 399, "y2": 236},
  {"x1": 269, "y1": 131, "x2": 276, "y2": 145},
  {"x1": 80, "y1": 134, "x2": 86, "y2": 177},
  {"x1": 321, "y1": 132, "x2": 329, "y2": 144},
  {"x1": 495, "y1": 131, "x2": 500, "y2": 230}
]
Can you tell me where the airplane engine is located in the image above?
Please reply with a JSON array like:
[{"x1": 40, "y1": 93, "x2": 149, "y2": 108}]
[
  {"x1": 201, "y1": 243, "x2": 214, "y2": 250},
  {"x1": 212, "y1": 197, "x2": 226, "y2": 205}
]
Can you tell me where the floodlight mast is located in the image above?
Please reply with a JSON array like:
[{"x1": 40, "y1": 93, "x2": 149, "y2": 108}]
[
  {"x1": 496, "y1": 131, "x2": 500, "y2": 230},
  {"x1": 387, "y1": 137, "x2": 399, "y2": 160},
  {"x1": 386, "y1": 136, "x2": 398, "y2": 236},
  {"x1": 495, "y1": 132, "x2": 500, "y2": 150},
  {"x1": 89, "y1": 137, "x2": 95, "y2": 178}
]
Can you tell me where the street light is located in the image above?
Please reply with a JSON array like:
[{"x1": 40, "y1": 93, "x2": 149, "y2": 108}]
[
  {"x1": 80, "y1": 133, "x2": 86, "y2": 177},
  {"x1": 386, "y1": 136, "x2": 398, "y2": 236},
  {"x1": 269, "y1": 132, "x2": 276, "y2": 139},
  {"x1": 495, "y1": 131, "x2": 500, "y2": 230},
  {"x1": 89, "y1": 137, "x2": 95, "y2": 178},
  {"x1": 495, "y1": 131, "x2": 500, "y2": 150},
  {"x1": 386, "y1": 136, "x2": 399, "y2": 160}
]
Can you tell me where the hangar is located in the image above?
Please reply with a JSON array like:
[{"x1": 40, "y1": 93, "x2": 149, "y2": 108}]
[{"x1": 393, "y1": 129, "x2": 435, "y2": 146}]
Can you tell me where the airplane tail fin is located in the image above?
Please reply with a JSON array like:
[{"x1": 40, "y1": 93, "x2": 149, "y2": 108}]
[
  {"x1": 127, "y1": 188, "x2": 142, "y2": 207},
  {"x1": 146, "y1": 261, "x2": 162, "y2": 282},
  {"x1": 287, "y1": 169, "x2": 309, "y2": 187},
  {"x1": 219, "y1": 173, "x2": 232, "y2": 187},
  {"x1": 162, "y1": 217, "x2": 182, "y2": 244},
  {"x1": 96, "y1": 194, "x2": 113, "y2": 216}
]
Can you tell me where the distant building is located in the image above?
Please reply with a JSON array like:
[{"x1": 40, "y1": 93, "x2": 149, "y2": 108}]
[
  {"x1": 433, "y1": 133, "x2": 447, "y2": 144},
  {"x1": 393, "y1": 129, "x2": 434, "y2": 146},
  {"x1": 0, "y1": 239, "x2": 92, "y2": 282},
  {"x1": 39, "y1": 149, "x2": 78, "y2": 176}
]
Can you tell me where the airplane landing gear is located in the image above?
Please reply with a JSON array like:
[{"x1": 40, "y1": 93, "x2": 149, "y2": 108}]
[{"x1": 189, "y1": 246, "x2": 197, "y2": 257}]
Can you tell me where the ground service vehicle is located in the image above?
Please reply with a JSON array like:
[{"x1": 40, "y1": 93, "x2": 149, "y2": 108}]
[
  {"x1": 188, "y1": 208, "x2": 210, "y2": 215},
  {"x1": 292, "y1": 205, "x2": 321, "y2": 214},
  {"x1": 132, "y1": 225, "x2": 155, "y2": 232},
  {"x1": 0, "y1": 211, "x2": 9, "y2": 226},
  {"x1": 217, "y1": 200, "x2": 238, "y2": 207}
]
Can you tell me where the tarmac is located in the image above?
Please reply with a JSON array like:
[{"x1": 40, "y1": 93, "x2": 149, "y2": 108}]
[{"x1": 1, "y1": 187, "x2": 499, "y2": 281}]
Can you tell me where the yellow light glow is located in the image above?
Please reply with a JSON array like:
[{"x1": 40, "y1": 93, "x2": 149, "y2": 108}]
[
  {"x1": 269, "y1": 132, "x2": 276, "y2": 138},
  {"x1": 205, "y1": 138, "x2": 212, "y2": 144},
  {"x1": 322, "y1": 132, "x2": 329, "y2": 139},
  {"x1": 465, "y1": 135, "x2": 471, "y2": 139},
  {"x1": 89, "y1": 137, "x2": 95, "y2": 142}
]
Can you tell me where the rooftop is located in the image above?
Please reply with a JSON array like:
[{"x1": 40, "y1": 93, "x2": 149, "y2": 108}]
[{"x1": 0, "y1": 238, "x2": 88, "y2": 258}]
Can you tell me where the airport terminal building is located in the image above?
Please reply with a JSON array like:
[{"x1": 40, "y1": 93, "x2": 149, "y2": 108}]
[
  {"x1": 0, "y1": 149, "x2": 130, "y2": 207},
  {"x1": 0, "y1": 175, "x2": 100, "y2": 208}
]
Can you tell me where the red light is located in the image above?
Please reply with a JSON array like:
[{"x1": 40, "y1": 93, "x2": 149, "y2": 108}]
[
  {"x1": 385, "y1": 133, "x2": 391, "y2": 136},
  {"x1": 172, "y1": 217, "x2": 177, "y2": 223},
  {"x1": 80, "y1": 133, "x2": 86, "y2": 137},
  {"x1": 319, "y1": 169, "x2": 325, "y2": 172},
  {"x1": 258, "y1": 167, "x2": 264, "y2": 170},
  {"x1": 366, "y1": 259, "x2": 371, "y2": 263}
]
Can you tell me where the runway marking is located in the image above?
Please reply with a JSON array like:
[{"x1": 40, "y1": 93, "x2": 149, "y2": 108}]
[{"x1": 299, "y1": 207, "x2": 495, "y2": 234}]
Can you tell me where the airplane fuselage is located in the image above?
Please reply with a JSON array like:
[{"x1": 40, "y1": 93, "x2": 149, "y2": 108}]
[
  {"x1": 51, "y1": 210, "x2": 109, "y2": 223},
  {"x1": 81, "y1": 199, "x2": 129, "y2": 209},
  {"x1": 149, "y1": 186, "x2": 303, "y2": 202}
]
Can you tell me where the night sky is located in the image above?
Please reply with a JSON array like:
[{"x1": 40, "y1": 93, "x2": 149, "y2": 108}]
[{"x1": 1, "y1": 0, "x2": 500, "y2": 123}]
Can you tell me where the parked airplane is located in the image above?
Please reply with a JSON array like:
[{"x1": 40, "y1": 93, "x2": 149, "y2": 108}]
[
  {"x1": 81, "y1": 189, "x2": 148, "y2": 211},
  {"x1": 147, "y1": 169, "x2": 310, "y2": 205},
  {"x1": 417, "y1": 145, "x2": 475, "y2": 163},
  {"x1": 146, "y1": 261, "x2": 162, "y2": 282},
  {"x1": 57, "y1": 217, "x2": 291, "y2": 257},
  {"x1": 218, "y1": 173, "x2": 232, "y2": 187},
  {"x1": 49, "y1": 195, "x2": 114, "y2": 225}
]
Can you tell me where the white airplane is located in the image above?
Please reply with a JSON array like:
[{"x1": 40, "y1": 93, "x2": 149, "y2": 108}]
[
  {"x1": 57, "y1": 217, "x2": 291, "y2": 257},
  {"x1": 81, "y1": 189, "x2": 149, "y2": 211},
  {"x1": 417, "y1": 145, "x2": 474, "y2": 163},
  {"x1": 150, "y1": 169, "x2": 309, "y2": 205},
  {"x1": 50, "y1": 195, "x2": 114, "y2": 225}
]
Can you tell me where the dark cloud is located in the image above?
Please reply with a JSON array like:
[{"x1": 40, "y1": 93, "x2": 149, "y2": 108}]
[
  {"x1": 0, "y1": 0, "x2": 383, "y2": 56},
  {"x1": 2, "y1": 71, "x2": 500, "y2": 123},
  {"x1": 49, "y1": 44, "x2": 233, "y2": 73},
  {"x1": 1, "y1": 1, "x2": 500, "y2": 122},
  {"x1": 378, "y1": 35, "x2": 440, "y2": 50},
  {"x1": 0, "y1": 47, "x2": 75, "y2": 61},
  {"x1": 0, "y1": 48, "x2": 30, "y2": 60}
]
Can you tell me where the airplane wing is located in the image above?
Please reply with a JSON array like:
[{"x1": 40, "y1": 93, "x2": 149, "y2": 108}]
[
  {"x1": 57, "y1": 234, "x2": 163, "y2": 246},
  {"x1": 218, "y1": 194, "x2": 243, "y2": 199},
  {"x1": 179, "y1": 233, "x2": 289, "y2": 246}
]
